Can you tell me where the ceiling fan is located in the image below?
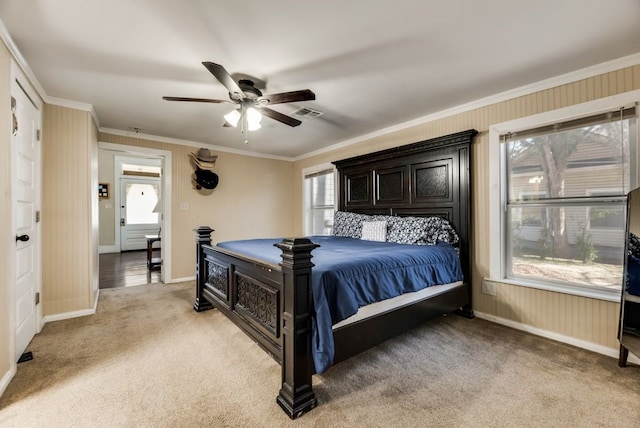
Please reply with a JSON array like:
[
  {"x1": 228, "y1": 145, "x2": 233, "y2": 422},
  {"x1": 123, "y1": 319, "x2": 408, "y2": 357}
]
[{"x1": 163, "y1": 62, "x2": 316, "y2": 131}]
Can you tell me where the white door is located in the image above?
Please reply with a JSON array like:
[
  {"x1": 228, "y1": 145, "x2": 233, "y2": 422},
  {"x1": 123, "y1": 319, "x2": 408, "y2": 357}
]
[
  {"x1": 119, "y1": 178, "x2": 161, "y2": 251},
  {"x1": 12, "y1": 79, "x2": 41, "y2": 361}
]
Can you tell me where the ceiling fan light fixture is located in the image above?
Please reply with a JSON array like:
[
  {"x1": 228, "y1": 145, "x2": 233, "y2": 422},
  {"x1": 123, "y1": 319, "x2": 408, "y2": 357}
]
[
  {"x1": 246, "y1": 107, "x2": 262, "y2": 131},
  {"x1": 224, "y1": 109, "x2": 241, "y2": 127}
]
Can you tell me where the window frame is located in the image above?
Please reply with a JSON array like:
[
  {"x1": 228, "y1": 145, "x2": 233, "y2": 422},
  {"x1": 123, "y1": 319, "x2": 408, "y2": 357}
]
[
  {"x1": 302, "y1": 163, "x2": 337, "y2": 236},
  {"x1": 488, "y1": 90, "x2": 640, "y2": 302}
]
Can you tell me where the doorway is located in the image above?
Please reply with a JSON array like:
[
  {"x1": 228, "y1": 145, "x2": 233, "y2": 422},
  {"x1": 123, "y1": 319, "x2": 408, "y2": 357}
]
[
  {"x1": 97, "y1": 143, "x2": 172, "y2": 288},
  {"x1": 119, "y1": 177, "x2": 161, "y2": 251}
]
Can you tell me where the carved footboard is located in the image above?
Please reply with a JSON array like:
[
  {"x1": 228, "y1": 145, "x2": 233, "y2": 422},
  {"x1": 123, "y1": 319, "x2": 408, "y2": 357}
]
[{"x1": 194, "y1": 227, "x2": 318, "y2": 419}]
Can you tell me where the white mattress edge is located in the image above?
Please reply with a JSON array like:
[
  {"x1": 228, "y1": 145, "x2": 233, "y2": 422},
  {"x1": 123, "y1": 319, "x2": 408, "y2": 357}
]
[{"x1": 332, "y1": 281, "x2": 464, "y2": 330}]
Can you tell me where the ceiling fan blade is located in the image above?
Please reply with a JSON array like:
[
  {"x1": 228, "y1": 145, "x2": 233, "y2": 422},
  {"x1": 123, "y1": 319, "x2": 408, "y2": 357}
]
[
  {"x1": 202, "y1": 62, "x2": 245, "y2": 100},
  {"x1": 162, "y1": 96, "x2": 232, "y2": 104},
  {"x1": 256, "y1": 89, "x2": 315, "y2": 106},
  {"x1": 259, "y1": 107, "x2": 302, "y2": 127}
]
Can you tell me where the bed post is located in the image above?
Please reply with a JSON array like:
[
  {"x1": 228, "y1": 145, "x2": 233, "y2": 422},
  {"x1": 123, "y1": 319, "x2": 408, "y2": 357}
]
[
  {"x1": 193, "y1": 226, "x2": 214, "y2": 312},
  {"x1": 274, "y1": 238, "x2": 319, "y2": 419}
]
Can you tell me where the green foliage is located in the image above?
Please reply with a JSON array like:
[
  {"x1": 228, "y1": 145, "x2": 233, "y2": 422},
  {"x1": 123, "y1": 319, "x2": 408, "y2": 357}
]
[
  {"x1": 575, "y1": 222, "x2": 597, "y2": 264},
  {"x1": 538, "y1": 227, "x2": 553, "y2": 259}
]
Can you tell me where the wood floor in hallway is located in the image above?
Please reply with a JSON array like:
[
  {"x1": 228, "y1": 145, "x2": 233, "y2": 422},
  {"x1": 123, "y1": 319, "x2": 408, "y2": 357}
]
[{"x1": 99, "y1": 250, "x2": 162, "y2": 289}]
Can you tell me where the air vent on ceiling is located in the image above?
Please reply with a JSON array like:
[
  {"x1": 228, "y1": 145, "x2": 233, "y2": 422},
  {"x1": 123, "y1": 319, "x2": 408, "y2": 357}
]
[{"x1": 291, "y1": 107, "x2": 323, "y2": 120}]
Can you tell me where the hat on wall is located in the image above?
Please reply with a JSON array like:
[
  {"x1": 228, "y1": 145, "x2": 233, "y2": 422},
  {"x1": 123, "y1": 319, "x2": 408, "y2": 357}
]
[
  {"x1": 188, "y1": 152, "x2": 216, "y2": 169},
  {"x1": 195, "y1": 148, "x2": 218, "y2": 163},
  {"x1": 194, "y1": 168, "x2": 219, "y2": 190}
]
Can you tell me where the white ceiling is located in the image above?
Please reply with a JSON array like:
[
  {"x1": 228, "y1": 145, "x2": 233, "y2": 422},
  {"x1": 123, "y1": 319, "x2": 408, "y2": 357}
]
[{"x1": 1, "y1": 0, "x2": 640, "y2": 159}]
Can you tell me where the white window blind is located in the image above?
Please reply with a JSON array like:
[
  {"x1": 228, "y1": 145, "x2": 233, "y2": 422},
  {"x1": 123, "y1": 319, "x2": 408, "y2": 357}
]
[
  {"x1": 503, "y1": 105, "x2": 636, "y2": 292},
  {"x1": 304, "y1": 168, "x2": 335, "y2": 236}
]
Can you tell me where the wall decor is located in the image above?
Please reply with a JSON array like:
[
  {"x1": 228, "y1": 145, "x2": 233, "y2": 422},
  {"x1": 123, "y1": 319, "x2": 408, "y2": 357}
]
[{"x1": 98, "y1": 183, "x2": 109, "y2": 199}]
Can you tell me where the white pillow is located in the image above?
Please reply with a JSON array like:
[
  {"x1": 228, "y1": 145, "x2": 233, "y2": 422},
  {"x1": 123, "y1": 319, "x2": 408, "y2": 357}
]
[{"x1": 361, "y1": 221, "x2": 387, "y2": 242}]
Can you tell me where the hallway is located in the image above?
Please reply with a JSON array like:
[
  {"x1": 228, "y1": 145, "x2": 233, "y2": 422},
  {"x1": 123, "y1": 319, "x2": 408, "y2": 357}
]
[{"x1": 99, "y1": 251, "x2": 161, "y2": 289}]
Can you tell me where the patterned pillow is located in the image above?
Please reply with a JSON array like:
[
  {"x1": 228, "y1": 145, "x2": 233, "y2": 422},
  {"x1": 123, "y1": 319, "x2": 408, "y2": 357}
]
[
  {"x1": 361, "y1": 221, "x2": 387, "y2": 242},
  {"x1": 333, "y1": 211, "x2": 371, "y2": 239},
  {"x1": 383, "y1": 216, "x2": 426, "y2": 245},
  {"x1": 378, "y1": 215, "x2": 459, "y2": 246},
  {"x1": 416, "y1": 216, "x2": 459, "y2": 245}
]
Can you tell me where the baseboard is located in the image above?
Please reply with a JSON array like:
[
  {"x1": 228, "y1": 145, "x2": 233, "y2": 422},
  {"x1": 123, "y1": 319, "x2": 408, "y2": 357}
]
[
  {"x1": 474, "y1": 311, "x2": 640, "y2": 365},
  {"x1": 43, "y1": 306, "x2": 96, "y2": 324},
  {"x1": 98, "y1": 245, "x2": 118, "y2": 254},
  {"x1": 0, "y1": 364, "x2": 16, "y2": 398},
  {"x1": 169, "y1": 276, "x2": 195, "y2": 283}
]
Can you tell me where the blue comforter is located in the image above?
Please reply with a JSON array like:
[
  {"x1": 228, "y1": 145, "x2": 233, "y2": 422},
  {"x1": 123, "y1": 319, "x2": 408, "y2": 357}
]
[{"x1": 217, "y1": 235, "x2": 462, "y2": 373}]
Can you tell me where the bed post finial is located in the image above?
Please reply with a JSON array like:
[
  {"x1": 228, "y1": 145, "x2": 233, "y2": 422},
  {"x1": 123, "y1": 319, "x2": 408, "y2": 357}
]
[
  {"x1": 275, "y1": 238, "x2": 320, "y2": 419},
  {"x1": 194, "y1": 226, "x2": 214, "y2": 312}
]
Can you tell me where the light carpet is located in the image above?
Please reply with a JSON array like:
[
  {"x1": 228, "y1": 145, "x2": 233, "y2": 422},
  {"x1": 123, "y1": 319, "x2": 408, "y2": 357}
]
[{"x1": 1, "y1": 281, "x2": 639, "y2": 427}]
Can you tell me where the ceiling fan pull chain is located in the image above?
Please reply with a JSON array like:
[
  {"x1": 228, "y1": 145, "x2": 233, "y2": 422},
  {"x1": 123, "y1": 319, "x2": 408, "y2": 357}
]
[{"x1": 241, "y1": 104, "x2": 249, "y2": 144}]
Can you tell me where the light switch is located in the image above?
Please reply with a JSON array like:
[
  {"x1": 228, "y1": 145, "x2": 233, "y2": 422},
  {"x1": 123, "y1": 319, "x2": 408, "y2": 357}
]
[{"x1": 180, "y1": 203, "x2": 189, "y2": 210}]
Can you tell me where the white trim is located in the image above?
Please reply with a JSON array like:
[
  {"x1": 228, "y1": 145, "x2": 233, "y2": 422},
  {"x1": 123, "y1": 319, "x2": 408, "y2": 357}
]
[
  {"x1": 475, "y1": 310, "x2": 640, "y2": 365},
  {"x1": 0, "y1": 19, "x2": 47, "y2": 103},
  {"x1": 485, "y1": 277, "x2": 621, "y2": 302},
  {"x1": 488, "y1": 90, "x2": 640, "y2": 288},
  {"x1": 99, "y1": 245, "x2": 119, "y2": 254},
  {"x1": 99, "y1": 127, "x2": 292, "y2": 161},
  {"x1": 41, "y1": 289, "x2": 99, "y2": 324},
  {"x1": 42, "y1": 307, "x2": 95, "y2": 323},
  {"x1": 169, "y1": 276, "x2": 195, "y2": 283},
  {"x1": 47, "y1": 96, "x2": 100, "y2": 128},
  {"x1": 0, "y1": 365, "x2": 17, "y2": 398},
  {"x1": 98, "y1": 142, "x2": 173, "y2": 283},
  {"x1": 294, "y1": 52, "x2": 640, "y2": 162}
]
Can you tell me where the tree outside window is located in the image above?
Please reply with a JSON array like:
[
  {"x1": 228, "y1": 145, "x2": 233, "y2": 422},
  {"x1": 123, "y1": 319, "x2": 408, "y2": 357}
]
[{"x1": 504, "y1": 108, "x2": 635, "y2": 290}]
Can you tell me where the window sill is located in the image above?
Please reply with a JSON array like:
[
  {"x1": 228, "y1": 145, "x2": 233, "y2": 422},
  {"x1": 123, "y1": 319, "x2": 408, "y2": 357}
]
[{"x1": 484, "y1": 277, "x2": 622, "y2": 303}]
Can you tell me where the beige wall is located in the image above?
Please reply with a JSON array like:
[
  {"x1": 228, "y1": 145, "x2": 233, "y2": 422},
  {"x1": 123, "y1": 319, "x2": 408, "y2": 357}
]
[
  {"x1": 0, "y1": 40, "x2": 12, "y2": 389},
  {"x1": 98, "y1": 150, "x2": 115, "y2": 246},
  {"x1": 98, "y1": 133, "x2": 296, "y2": 280},
  {"x1": 294, "y1": 64, "x2": 640, "y2": 352},
  {"x1": 42, "y1": 105, "x2": 97, "y2": 316}
]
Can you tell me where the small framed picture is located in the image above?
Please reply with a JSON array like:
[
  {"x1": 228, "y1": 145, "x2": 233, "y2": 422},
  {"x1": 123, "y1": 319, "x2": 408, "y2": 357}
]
[{"x1": 98, "y1": 183, "x2": 109, "y2": 199}]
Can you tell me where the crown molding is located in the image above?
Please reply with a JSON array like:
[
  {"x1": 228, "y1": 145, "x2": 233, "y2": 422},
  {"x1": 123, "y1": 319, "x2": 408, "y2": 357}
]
[
  {"x1": 294, "y1": 51, "x2": 640, "y2": 161},
  {"x1": 0, "y1": 16, "x2": 100, "y2": 128},
  {"x1": 0, "y1": 17, "x2": 47, "y2": 103},
  {"x1": 46, "y1": 96, "x2": 100, "y2": 127},
  {"x1": 98, "y1": 127, "x2": 293, "y2": 161},
  {"x1": 2, "y1": 10, "x2": 638, "y2": 163}
]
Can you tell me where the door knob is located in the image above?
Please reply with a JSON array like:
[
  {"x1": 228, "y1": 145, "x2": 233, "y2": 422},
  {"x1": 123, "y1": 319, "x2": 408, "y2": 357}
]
[{"x1": 16, "y1": 234, "x2": 29, "y2": 242}]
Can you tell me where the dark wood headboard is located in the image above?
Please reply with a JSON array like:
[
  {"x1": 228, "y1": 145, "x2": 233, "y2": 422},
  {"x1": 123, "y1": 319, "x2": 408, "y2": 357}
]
[{"x1": 332, "y1": 129, "x2": 478, "y2": 286}]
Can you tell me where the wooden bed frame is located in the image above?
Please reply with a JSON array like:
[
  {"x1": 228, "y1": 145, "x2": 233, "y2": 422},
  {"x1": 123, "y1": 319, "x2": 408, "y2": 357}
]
[{"x1": 193, "y1": 129, "x2": 478, "y2": 418}]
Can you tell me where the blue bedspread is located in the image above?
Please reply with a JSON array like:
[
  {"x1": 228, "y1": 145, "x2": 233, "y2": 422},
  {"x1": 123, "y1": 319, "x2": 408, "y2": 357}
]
[{"x1": 217, "y1": 235, "x2": 463, "y2": 373}]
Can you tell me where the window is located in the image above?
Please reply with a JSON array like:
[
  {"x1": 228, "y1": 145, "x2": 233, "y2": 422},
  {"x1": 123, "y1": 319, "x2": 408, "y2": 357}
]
[
  {"x1": 303, "y1": 166, "x2": 335, "y2": 236},
  {"x1": 588, "y1": 190, "x2": 624, "y2": 229},
  {"x1": 502, "y1": 105, "x2": 636, "y2": 294}
]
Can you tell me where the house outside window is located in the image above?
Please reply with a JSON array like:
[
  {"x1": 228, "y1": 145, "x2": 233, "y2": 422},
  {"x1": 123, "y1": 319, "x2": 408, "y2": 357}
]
[
  {"x1": 503, "y1": 105, "x2": 636, "y2": 294},
  {"x1": 303, "y1": 165, "x2": 335, "y2": 236}
]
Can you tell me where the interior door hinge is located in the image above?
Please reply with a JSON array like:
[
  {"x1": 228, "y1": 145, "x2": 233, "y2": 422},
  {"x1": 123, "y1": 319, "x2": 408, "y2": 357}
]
[
  {"x1": 35, "y1": 210, "x2": 41, "y2": 223},
  {"x1": 36, "y1": 129, "x2": 41, "y2": 141},
  {"x1": 35, "y1": 292, "x2": 40, "y2": 305},
  {"x1": 11, "y1": 96, "x2": 18, "y2": 136}
]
